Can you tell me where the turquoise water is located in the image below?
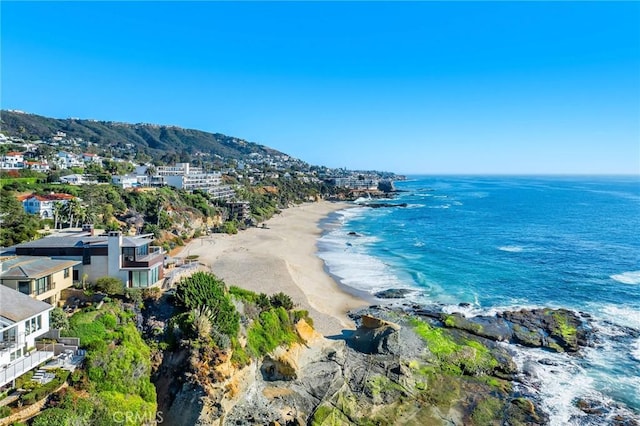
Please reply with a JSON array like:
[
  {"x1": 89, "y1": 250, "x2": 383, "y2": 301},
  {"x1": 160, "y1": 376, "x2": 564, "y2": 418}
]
[{"x1": 318, "y1": 176, "x2": 640, "y2": 424}]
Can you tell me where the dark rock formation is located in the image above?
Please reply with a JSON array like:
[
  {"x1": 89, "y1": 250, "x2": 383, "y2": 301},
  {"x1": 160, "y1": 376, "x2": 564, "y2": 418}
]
[
  {"x1": 362, "y1": 202, "x2": 408, "y2": 208},
  {"x1": 377, "y1": 180, "x2": 395, "y2": 193},
  {"x1": 348, "y1": 315, "x2": 401, "y2": 355},
  {"x1": 374, "y1": 288, "x2": 413, "y2": 299}
]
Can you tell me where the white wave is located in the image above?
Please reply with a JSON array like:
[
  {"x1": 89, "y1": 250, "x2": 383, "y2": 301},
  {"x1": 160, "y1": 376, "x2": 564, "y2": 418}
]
[
  {"x1": 610, "y1": 270, "x2": 640, "y2": 285},
  {"x1": 428, "y1": 204, "x2": 450, "y2": 209},
  {"x1": 318, "y1": 230, "x2": 405, "y2": 293},
  {"x1": 509, "y1": 345, "x2": 594, "y2": 425},
  {"x1": 599, "y1": 304, "x2": 640, "y2": 330},
  {"x1": 632, "y1": 338, "x2": 640, "y2": 362},
  {"x1": 498, "y1": 245, "x2": 524, "y2": 253}
]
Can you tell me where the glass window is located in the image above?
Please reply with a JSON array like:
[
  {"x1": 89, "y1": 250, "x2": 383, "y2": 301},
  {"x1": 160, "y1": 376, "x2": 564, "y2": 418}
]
[
  {"x1": 18, "y1": 281, "x2": 30, "y2": 295},
  {"x1": 64, "y1": 268, "x2": 70, "y2": 278},
  {"x1": 35, "y1": 277, "x2": 49, "y2": 295}
]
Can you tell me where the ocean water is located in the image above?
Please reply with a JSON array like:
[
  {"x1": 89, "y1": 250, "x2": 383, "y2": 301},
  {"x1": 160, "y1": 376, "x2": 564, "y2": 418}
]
[{"x1": 318, "y1": 176, "x2": 640, "y2": 425}]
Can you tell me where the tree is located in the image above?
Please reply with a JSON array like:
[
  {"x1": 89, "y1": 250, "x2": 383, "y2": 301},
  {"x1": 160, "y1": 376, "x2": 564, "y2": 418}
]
[
  {"x1": 52, "y1": 201, "x2": 64, "y2": 230},
  {"x1": 50, "y1": 307, "x2": 69, "y2": 331},
  {"x1": 95, "y1": 276, "x2": 124, "y2": 295},
  {"x1": 175, "y1": 272, "x2": 239, "y2": 338},
  {"x1": 0, "y1": 189, "x2": 41, "y2": 246}
]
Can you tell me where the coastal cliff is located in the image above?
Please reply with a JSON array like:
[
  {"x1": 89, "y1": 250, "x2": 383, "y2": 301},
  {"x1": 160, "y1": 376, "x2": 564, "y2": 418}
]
[{"x1": 148, "y1": 298, "x2": 601, "y2": 426}]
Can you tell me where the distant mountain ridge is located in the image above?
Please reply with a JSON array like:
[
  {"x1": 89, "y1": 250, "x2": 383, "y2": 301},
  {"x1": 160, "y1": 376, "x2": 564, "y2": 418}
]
[{"x1": 0, "y1": 110, "x2": 287, "y2": 163}]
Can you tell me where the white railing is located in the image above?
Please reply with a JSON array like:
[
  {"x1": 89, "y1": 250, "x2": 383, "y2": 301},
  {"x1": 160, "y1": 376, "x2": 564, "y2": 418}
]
[{"x1": 0, "y1": 349, "x2": 55, "y2": 387}]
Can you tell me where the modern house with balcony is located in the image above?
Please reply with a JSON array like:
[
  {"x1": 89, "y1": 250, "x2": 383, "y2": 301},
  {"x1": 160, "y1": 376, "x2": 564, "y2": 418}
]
[
  {"x1": 0, "y1": 286, "x2": 54, "y2": 388},
  {"x1": 0, "y1": 256, "x2": 79, "y2": 306},
  {"x1": 13, "y1": 232, "x2": 164, "y2": 288}
]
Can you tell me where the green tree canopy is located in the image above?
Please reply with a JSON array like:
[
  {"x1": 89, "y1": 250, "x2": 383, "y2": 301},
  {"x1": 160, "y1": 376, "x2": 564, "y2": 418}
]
[{"x1": 175, "y1": 272, "x2": 240, "y2": 338}]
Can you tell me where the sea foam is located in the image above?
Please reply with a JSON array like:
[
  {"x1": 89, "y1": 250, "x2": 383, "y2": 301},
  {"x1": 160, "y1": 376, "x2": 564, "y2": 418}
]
[
  {"x1": 610, "y1": 270, "x2": 640, "y2": 285},
  {"x1": 498, "y1": 245, "x2": 524, "y2": 253}
]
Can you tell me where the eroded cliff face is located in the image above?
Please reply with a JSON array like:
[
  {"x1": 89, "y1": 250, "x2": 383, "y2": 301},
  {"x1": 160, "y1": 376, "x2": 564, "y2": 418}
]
[{"x1": 152, "y1": 307, "x2": 567, "y2": 426}]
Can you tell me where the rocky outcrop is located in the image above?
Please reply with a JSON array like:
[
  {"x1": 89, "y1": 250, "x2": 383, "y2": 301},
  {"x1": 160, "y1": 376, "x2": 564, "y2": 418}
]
[
  {"x1": 434, "y1": 308, "x2": 591, "y2": 353},
  {"x1": 348, "y1": 315, "x2": 401, "y2": 355},
  {"x1": 153, "y1": 305, "x2": 598, "y2": 425},
  {"x1": 374, "y1": 288, "x2": 413, "y2": 299}
]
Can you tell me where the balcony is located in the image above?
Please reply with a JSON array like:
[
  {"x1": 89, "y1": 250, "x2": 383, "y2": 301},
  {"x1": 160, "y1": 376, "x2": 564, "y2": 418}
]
[
  {"x1": 0, "y1": 348, "x2": 55, "y2": 388},
  {"x1": 121, "y1": 247, "x2": 165, "y2": 268}
]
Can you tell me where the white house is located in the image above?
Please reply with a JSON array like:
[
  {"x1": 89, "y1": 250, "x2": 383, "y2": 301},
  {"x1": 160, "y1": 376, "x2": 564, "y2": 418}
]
[
  {"x1": 0, "y1": 152, "x2": 24, "y2": 170},
  {"x1": 24, "y1": 161, "x2": 50, "y2": 172},
  {"x1": 55, "y1": 151, "x2": 83, "y2": 169},
  {"x1": 112, "y1": 174, "x2": 140, "y2": 189},
  {"x1": 18, "y1": 193, "x2": 75, "y2": 220},
  {"x1": 59, "y1": 174, "x2": 95, "y2": 185},
  {"x1": 0, "y1": 286, "x2": 54, "y2": 388},
  {"x1": 81, "y1": 153, "x2": 101, "y2": 164}
]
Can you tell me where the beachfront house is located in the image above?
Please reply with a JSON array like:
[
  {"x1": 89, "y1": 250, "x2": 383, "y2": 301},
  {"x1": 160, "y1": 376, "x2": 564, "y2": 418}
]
[
  {"x1": 13, "y1": 231, "x2": 164, "y2": 289},
  {"x1": 0, "y1": 286, "x2": 54, "y2": 388},
  {"x1": 0, "y1": 256, "x2": 80, "y2": 306}
]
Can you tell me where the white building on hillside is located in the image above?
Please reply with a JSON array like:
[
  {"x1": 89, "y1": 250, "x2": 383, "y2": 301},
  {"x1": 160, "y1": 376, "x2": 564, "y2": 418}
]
[
  {"x1": 157, "y1": 163, "x2": 235, "y2": 199},
  {"x1": 0, "y1": 286, "x2": 54, "y2": 388},
  {"x1": 0, "y1": 152, "x2": 25, "y2": 170}
]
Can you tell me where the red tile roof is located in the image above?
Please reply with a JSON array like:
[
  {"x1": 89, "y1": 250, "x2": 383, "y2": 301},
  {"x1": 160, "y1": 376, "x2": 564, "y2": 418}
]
[{"x1": 17, "y1": 193, "x2": 75, "y2": 202}]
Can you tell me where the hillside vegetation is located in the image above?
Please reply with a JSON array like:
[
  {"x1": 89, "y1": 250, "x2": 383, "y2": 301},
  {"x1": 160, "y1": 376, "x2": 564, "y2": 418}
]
[{"x1": 1, "y1": 110, "x2": 283, "y2": 163}]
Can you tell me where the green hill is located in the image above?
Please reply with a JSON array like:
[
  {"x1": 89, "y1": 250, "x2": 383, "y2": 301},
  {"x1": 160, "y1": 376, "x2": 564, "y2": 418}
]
[{"x1": 0, "y1": 110, "x2": 285, "y2": 163}]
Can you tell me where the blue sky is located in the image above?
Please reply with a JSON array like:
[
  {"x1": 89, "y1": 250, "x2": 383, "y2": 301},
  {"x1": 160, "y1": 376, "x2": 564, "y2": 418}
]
[{"x1": 2, "y1": 1, "x2": 639, "y2": 174}]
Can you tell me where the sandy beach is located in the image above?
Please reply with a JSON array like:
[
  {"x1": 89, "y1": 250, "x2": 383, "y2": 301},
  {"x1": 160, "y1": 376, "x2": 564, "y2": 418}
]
[{"x1": 176, "y1": 201, "x2": 369, "y2": 335}]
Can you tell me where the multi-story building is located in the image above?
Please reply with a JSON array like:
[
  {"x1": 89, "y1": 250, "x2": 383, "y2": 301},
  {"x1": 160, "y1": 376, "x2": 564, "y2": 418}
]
[
  {"x1": 24, "y1": 161, "x2": 50, "y2": 172},
  {"x1": 81, "y1": 153, "x2": 101, "y2": 164},
  {"x1": 18, "y1": 193, "x2": 76, "y2": 220},
  {"x1": 330, "y1": 177, "x2": 380, "y2": 191},
  {"x1": 0, "y1": 151, "x2": 24, "y2": 170},
  {"x1": 0, "y1": 286, "x2": 54, "y2": 388},
  {"x1": 55, "y1": 151, "x2": 83, "y2": 169},
  {"x1": 156, "y1": 163, "x2": 235, "y2": 199},
  {"x1": 0, "y1": 256, "x2": 79, "y2": 306},
  {"x1": 13, "y1": 232, "x2": 165, "y2": 289}
]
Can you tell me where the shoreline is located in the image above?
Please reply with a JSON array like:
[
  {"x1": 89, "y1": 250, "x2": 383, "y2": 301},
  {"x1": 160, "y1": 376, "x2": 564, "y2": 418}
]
[{"x1": 175, "y1": 200, "x2": 370, "y2": 335}]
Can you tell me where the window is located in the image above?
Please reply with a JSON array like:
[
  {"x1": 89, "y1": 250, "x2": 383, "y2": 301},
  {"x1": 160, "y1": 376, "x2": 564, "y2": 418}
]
[
  {"x1": 1, "y1": 326, "x2": 17, "y2": 345},
  {"x1": 10, "y1": 348, "x2": 22, "y2": 362},
  {"x1": 18, "y1": 281, "x2": 30, "y2": 295},
  {"x1": 25, "y1": 315, "x2": 42, "y2": 336},
  {"x1": 64, "y1": 268, "x2": 70, "y2": 278},
  {"x1": 34, "y1": 277, "x2": 50, "y2": 295}
]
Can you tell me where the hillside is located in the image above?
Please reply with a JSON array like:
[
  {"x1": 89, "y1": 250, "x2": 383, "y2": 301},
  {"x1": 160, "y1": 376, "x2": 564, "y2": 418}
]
[{"x1": 0, "y1": 110, "x2": 286, "y2": 163}]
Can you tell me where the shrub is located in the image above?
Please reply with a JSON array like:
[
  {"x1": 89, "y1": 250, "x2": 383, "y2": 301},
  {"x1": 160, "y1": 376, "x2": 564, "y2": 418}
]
[
  {"x1": 246, "y1": 307, "x2": 299, "y2": 357},
  {"x1": 31, "y1": 408, "x2": 70, "y2": 426},
  {"x1": 270, "y1": 292, "x2": 294, "y2": 310},
  {"x1": 124, "y1": 289, "x2": 143, "y2": 306},
  {"x1": 256, "y1": 293, "x2": 271, "y2": 311},
  {"x1": 0, "y1": 406, "x2": 10, "y2": 418},
  {"x1": 95, "y1": 276, "x2": 124, "y2": 295}
]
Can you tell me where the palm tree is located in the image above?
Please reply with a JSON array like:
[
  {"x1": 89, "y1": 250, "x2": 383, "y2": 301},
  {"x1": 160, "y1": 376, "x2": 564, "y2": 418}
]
[
  {"x1": 74, "y1": 204, "x2": 88, "y2": 228},
  {"x1": 62, "y1": 198, "x2": 81, "y2": 228},
  {"x1": 52, "y1": 201, "x2": 64, "y2": 230}
]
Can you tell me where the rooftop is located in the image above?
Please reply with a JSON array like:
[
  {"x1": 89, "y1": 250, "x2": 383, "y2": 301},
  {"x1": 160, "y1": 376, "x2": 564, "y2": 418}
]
[
  {"x1": 0, "y1": 256, "x2": 79, "y2": 279},
  {"x1": 0, "y1": 286, "x2": 52, "y2": 324}
]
